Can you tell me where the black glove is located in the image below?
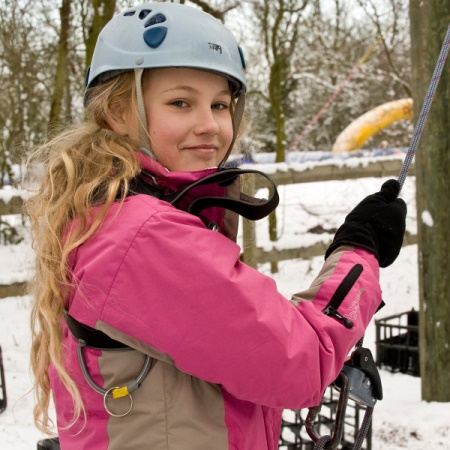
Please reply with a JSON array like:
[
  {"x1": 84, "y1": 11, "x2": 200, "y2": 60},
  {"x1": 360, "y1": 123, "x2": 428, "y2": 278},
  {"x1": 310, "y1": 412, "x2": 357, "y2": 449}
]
[{"x1": 325, "y1": 179, "x2": 407, "y2": 268}]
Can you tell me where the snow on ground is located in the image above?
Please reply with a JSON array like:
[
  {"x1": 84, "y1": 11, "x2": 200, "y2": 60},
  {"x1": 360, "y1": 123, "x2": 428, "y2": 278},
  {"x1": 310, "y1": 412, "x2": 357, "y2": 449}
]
[{"x1": 0, "y1": 167, "x2": 449, "y2": 449}]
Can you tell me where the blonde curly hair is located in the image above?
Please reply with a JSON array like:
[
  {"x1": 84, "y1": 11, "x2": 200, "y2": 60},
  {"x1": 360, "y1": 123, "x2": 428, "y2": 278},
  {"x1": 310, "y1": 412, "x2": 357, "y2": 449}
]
[{"x1": 25, "y1": 71, "x2": 142, "y2": 434}]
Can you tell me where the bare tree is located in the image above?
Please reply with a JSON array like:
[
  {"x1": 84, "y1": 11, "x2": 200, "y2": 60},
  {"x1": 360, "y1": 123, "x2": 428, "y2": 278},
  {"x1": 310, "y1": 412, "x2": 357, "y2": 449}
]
[
  {"x1": 248, "y1": 0, "x2": 310, "y2": 162},
  {"x1": 82, "y1": 0, "x2": 117, "y2": 71},
  {"x1": 287, "y1": 0, "x2": 412, "y2": 152},
  {"x1": 410, "y1": 0, "x2": 450, "y2": 402},
  {"x1": 188, "y1": 0, "x2": 239, "y2": 22},
  {"x1": 355, "y1": 0, "x2": 412, "y2": 97},
  {"x1": 0, "y1": 0, "x2": 58, "y2": 185},
  {"x1": 48, "y1": 0, "x2": 72, "y2": 136}
]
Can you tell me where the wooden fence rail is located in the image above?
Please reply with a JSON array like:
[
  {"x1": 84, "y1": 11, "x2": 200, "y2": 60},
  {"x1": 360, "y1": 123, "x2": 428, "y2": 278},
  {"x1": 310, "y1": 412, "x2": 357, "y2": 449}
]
[
  {"x1": 0, "y1": 195, "x2": 24, "y2": 216},
  {"x1": 252, "y1": 157, "x2": 411, "y2": 189},
  {"x1": 241, "y1": 157, "x2": 414, "y2": 267},
  {"x1": 0, "y1": 157, "x2": 414, "y2": 298}
]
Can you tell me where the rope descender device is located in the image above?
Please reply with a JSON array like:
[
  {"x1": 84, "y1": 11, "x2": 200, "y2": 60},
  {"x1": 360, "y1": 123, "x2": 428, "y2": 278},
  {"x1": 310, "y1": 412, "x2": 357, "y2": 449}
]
[{"x1": 305, "y1": 347, "x2": 383, "y2": 450}]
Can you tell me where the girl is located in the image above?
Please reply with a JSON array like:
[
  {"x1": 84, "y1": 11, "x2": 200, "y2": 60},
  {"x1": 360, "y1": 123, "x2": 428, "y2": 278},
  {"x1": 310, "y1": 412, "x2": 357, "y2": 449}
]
[{"x1": 27, "y1": 3, "x2": 406, "y2": 450}]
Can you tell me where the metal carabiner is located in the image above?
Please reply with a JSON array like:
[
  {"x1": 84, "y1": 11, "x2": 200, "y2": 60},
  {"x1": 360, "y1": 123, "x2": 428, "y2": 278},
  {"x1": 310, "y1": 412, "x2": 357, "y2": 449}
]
[
  {"x1": 103, "y1": 387, "x2": 133, "y2": 418},
  {"x1": 305, "y1": 371, "x2": 350, "y2": 450}
]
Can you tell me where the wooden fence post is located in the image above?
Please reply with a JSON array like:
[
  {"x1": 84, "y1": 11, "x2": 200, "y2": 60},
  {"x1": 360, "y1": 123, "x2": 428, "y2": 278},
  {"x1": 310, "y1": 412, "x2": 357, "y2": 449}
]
[{"x1": 241, "y1": 173, "x2": 257, "y2": 269}]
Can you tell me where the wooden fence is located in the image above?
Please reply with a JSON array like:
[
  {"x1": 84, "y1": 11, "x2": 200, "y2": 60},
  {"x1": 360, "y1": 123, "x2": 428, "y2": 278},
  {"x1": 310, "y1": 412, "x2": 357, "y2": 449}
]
[
  {"x1": 0, "y1": 157, "x2": 415, "y2": 298},
  {"x1": 240, "y1": 157, "x2": 415, "y2": 267}
]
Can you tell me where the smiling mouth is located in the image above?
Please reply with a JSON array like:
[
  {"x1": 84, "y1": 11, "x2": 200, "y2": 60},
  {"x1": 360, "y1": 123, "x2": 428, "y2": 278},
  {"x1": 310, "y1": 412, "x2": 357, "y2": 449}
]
[
  {"x1": 185, "y1": 145, "x2": 217, "y2": 152},
  {"x1": 186, "y1": 145, "x2": 218, "y2": 154}
]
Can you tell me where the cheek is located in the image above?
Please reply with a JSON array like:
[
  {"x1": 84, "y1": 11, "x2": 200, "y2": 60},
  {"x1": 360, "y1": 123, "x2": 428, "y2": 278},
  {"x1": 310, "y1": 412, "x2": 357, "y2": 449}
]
[{"x1": 148, "y1": 116, "x2": 178, "y2": 145}]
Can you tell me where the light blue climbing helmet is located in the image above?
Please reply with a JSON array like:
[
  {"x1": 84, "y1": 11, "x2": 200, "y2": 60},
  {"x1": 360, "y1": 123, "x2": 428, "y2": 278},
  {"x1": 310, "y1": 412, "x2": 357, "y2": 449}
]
[{"x1": 85, "y1": 2, "x2": 247, "y2": 158}]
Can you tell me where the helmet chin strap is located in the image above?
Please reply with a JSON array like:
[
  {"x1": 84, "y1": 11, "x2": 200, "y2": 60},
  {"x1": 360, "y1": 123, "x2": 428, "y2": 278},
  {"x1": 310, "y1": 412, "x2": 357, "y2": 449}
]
[
  {"x1": 134, "y1": 68, "x2": 156, "y2": 160},
  {"x1": 220, "y1": 92, "x2": 245, "y2": 167},
  {"x1": 134, "y1": 68, "x2": 246, "y2": 167}
]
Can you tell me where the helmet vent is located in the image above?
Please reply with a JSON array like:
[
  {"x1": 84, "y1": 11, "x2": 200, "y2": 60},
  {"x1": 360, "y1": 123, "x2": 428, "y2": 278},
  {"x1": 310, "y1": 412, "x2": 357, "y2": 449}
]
[
  {"x1": 145, "y1": 13, "x2": 166, "y2": 28},
  {"x1": 143, "y1": 26, "x2": 168, "y2": 49},
  {"x1": 123, "y1": 11, "x2": 135, "y2": 17},
  {"x1": 139, "y1": 9, "x2": 152, "y2": 20}
]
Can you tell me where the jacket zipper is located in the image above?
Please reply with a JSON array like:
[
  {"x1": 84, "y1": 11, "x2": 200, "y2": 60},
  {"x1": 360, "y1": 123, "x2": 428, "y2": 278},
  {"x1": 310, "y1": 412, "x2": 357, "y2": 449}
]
[{"x1": 323, "y1": 264, "x2": 364, "y2": 329}]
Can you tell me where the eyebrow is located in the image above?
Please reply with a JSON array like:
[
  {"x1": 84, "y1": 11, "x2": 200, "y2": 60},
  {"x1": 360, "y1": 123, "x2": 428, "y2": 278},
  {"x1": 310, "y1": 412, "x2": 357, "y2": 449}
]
[{"x1": 161, "y1": 86, "x2": 231, "y2": 97}]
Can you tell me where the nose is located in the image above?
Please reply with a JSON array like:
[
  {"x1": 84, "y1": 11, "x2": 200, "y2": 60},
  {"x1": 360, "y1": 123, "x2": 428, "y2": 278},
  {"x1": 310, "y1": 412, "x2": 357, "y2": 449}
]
[{"x1": 193, "y1": 106, "x2": 221, "y2": 136}]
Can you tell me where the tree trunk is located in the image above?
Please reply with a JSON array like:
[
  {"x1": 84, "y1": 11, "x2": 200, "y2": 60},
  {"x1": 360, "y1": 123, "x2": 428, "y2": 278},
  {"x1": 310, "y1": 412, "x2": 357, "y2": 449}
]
[
  {"x1": 47, "y1": 0, "x2": 71, "y2": 136},
  {"x1": 270, "y1": 58, "x2": 287, "y2": 163},
  {"x1": 84, "y1": 0, "x2": 116, "y2": 72},
  {"x1": 409, "y1": 0, "x2": 450, "y2": 402}
]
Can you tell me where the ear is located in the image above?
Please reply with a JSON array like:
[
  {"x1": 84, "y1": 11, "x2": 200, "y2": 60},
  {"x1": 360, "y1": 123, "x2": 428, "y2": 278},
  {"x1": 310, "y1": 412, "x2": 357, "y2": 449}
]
[{"x1": 106, "y1": 103, "x2": 131, "y2": 136}]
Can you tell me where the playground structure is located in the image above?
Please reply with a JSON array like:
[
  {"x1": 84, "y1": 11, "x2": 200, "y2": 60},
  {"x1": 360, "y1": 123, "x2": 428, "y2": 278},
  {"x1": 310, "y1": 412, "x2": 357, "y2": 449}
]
[{"x1": 332, "y1": 98, "x2": 413, "y2": 153}]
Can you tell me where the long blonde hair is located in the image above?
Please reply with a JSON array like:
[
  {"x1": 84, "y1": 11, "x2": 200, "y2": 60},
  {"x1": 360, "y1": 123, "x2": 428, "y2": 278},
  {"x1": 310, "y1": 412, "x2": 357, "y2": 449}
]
[{"x1": 26, "y1": 72, "x2": 142, "y2": 433}]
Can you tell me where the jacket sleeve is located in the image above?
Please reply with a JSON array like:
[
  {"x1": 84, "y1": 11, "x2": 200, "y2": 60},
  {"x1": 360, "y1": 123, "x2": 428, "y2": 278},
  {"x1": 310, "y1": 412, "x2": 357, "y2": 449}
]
[{"x1": 70, "y1": 198, "x2": 382, "y2": 410}]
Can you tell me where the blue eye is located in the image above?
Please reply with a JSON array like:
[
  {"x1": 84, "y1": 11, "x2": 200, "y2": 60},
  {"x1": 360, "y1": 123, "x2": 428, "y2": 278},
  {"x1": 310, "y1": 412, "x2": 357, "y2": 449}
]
[
  {"x1": 171, "y1": 100, "x2": 187, "y2": 107},
  {"x1": 212, "y1": 103, "x2": 227, "y2": 110}
]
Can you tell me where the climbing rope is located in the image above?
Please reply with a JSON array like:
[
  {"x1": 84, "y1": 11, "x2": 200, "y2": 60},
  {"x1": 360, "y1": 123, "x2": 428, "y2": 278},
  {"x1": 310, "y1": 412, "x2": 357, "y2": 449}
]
[{"x1": 397, "y1": 24, "x2": 450, "y2": 191}]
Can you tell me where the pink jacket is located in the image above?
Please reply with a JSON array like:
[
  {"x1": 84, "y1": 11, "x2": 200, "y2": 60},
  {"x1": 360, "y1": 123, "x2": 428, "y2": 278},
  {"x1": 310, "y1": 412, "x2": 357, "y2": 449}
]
[{"x1": 51, "y1": 155, "x2": 382, "y2": 449}]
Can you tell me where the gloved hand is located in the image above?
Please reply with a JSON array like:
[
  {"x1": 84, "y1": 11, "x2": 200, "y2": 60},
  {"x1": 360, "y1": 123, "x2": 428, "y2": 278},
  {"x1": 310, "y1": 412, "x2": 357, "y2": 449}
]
[{"x1": 325, "y1": 179, "x2": 407, "y2": 268}]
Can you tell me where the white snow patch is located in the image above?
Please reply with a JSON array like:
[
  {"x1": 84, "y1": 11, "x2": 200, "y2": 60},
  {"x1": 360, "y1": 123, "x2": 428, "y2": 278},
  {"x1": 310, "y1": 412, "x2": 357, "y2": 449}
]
[{"x1": 421, "y1": 210, "x2": 434, "y2": 227}]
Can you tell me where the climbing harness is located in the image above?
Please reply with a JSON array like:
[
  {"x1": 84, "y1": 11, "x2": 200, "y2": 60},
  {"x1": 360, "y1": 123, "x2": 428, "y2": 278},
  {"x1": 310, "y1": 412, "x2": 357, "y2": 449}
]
[
  {"x1": 64, "y1": 166, "x2": 279, "y2": 418},
  {"x1": 64, "y1": 311, "x2": 153, "y2": 418},
  {"x1": 397, "y1": 24, "x2": 450, "y2": 191}
]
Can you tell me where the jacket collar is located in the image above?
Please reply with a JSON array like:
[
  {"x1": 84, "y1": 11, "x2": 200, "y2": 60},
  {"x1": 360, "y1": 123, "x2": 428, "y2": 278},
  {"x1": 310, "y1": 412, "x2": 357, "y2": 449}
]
[
  {"x1": 137, "y1": 151, "x2": 220, "y2": 193},
  {"x1": 136, "y1": 151, "x2": 237, "y2": 238}
]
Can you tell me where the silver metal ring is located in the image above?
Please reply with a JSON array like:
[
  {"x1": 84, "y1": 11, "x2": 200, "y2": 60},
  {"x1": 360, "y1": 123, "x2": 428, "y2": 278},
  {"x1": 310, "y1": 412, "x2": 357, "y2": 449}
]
[{"x1": 103, "y1": 387, "x2": 133, "y2": 418}]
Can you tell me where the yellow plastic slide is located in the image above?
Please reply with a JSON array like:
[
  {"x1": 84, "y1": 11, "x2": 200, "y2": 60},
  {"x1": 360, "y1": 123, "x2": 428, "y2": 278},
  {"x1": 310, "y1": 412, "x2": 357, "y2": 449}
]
[{"x1": 332, "y1": 98, "x2": 413, "y2": 152}]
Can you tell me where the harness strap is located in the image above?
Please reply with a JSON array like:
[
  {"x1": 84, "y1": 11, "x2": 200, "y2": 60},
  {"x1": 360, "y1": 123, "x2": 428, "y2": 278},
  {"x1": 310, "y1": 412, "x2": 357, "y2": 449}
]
[
  {"x1": 134, "y1": 167, "x2": 279, "y2": 221},
  {"x1": 64, "y1": 310, "x2": 128, "y2": 349}
]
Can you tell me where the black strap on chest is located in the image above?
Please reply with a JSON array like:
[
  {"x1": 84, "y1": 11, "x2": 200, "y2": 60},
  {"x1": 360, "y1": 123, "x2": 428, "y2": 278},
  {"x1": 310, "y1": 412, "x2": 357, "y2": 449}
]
[
  {"x1": 64, "y1": 310, "x2": 128, "y2": 349},
  {"x1": 128, "y1": 167, "x2": 279, "y2": 221}
]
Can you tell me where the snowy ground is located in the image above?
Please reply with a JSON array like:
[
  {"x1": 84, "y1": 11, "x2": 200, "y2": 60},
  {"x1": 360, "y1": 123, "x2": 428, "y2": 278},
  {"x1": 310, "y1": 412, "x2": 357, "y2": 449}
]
[{"x1": 0, "y1": 168, "x2": 449, "y2": 449}]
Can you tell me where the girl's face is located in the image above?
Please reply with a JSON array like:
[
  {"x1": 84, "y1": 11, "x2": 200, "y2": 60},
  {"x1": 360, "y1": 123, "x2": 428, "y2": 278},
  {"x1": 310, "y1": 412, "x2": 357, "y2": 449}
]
[{"x1": 143, "y1": 67, "x2": 234, "y2": 172}]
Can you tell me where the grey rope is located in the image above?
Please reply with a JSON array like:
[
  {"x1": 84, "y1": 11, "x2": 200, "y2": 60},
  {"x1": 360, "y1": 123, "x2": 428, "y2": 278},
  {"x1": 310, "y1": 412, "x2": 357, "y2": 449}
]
[
  {"x1": 353, "y1": 406, "x2": 374, "y2": 450},
  {"x1": 313, "y1": 435, "x2": 333, "y2": 450},
  {"x1": 397, "y1": 24, "x2": 450, "y2": 191}
]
